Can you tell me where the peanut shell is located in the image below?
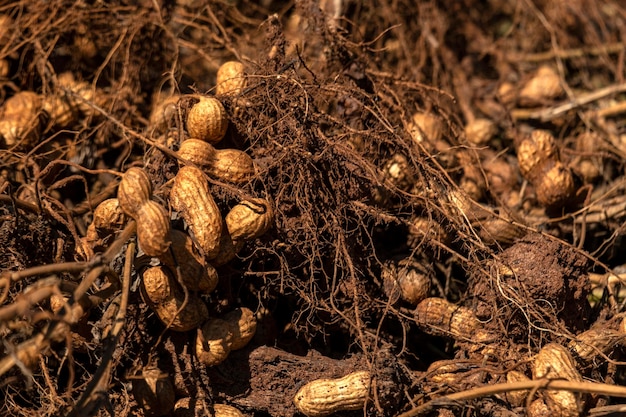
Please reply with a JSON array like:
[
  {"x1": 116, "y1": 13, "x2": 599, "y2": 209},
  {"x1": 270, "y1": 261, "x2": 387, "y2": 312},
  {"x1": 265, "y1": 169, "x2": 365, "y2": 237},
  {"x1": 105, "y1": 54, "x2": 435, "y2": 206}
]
[
  {"x1": 415, "y1": 297, "x2": 480, "y2": 341},
  {"x1": 177, "y1": 138, "x2": 217, "y2": 167},
  {"x1": 293, "y1": 371, "x2": 371, "y2": 417},
  {"x1": 195, "y1": 318, "x2": 234, "y2": 366},
  {"x1": 224, "y1": 307, "x2": 257, "y2": 351},
  {"x1": 170, "y1": 165, "x2": 222, "y2": 259},
  {"x1": 132, "y1": 367, "x2": 176, "y2": 417},
  {"x1": 225, "y1": 198, "x2": 274, "y2": 242},
  {"x1": 186, "y1": 96, "x2": 228, "y2": 144},
  {"x1": 465, "y1": 118, "x2": 496, "y2": 146},
  {"x1": 136, "y1": 200, "x2": 171, "y2": 257},
  {"x1": 118, "y1": 167, "x2": 153, "y2": 217},
  {"x1": 210, "y1": 148, "x2": 256, "y2": 183},
  {"x1": 216, "y1": 61, "x2": 246, "y2": 96},
  {"x1": 160, "y1": 229, "x2": 218, "y2": 293},
  {"x1": 532, "y1": 343, "x2": 582, "y2": 417},
  {"x1": 141, "y1": 266, "x2": 209, "y2": 331}
]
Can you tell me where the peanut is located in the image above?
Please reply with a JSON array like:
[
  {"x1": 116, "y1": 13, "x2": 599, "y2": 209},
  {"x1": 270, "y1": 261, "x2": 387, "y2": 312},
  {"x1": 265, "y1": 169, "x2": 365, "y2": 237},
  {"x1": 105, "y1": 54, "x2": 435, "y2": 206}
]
[
  {"x1": 293, "y1": 370, "x2": 371, "y2": 417},
  {"x1": 382, "y1": 258, "x2": 432, "y2": 305},
  {"x1": 174, "y1": 398, "x2": 244, "y2": 417},
  {"x1": 177, "y1": 138, "x2": 217, "y2": 166},
  {"x1": 160, "y1": 229, "x2": 219, "y2": 293},
  {"x1": 571, "y1": 131, "x2": 603, "y2": 183},
  {"x1": 516, "y1": 130, "x2": 575, "y2": 208},
  {"x1": 117, "y1": 167, "x2": 171, "y2": 257},
  {"x1": 195, "y1": 318, "x2": 233, "y2": 367},
  {"x1": 517, "y1": 130, "x2": 557, "y2": 178},
  {"x1": 408, "y1": 112, "x2": 443, "y2": 144},
  {"x1": 140, "y1": 266, "x2": 209, "y2": 332},
  {"x1": 381, "y1": 153, "x2": 414, "y2": 192},
  {"x1": 504, "y1": 370, "x2": 531, "y2": 407},
  {"x1": 568, "y1": 327, "x2": 623, "y2": 364},
  {"x1": 209, "y1": 148, "x2": 256, "y2": 183},
  {"x1": 118, "y1": 167, "x2": 153, "y2": 215},
  {"x1": 225, "y1": 197, "x2": 274, "y2": 242},
  {"x1": 532, "y1": 343, "x2": 583, "y2": 417},
  {"x1": 195, "y1": 307, "x2": 257, "y2": 366},
  {"x1": 416, "y1": 297, "x2": 492, "y2": 343},
  {"x1": 223, "y1": 307, "x2": 257, "y2": 350},
  {"x1": 177, "y1": 138, "x2": 257, "y2": 183},
  {"x1": 464, "y1": 118, "x2": 496, "y2": 146},
  {"x1": 216, "y1": 61, "x2": 246, "y2": 96},
  {"x1": 85, "y1": 198, "x2": 127, "y2": 243},
  {"x1": 0, "y1": 91, "x2": 43, "y2": 149},
  {"x1": 170, "y1": 165, "x2": 222, "y2": 259},
  {"x1": 519, "y1": 65, "x2": 563, "y2": 106},
  {"x1": 186, "y1": 95, "x2": 228, "y2": 144}
]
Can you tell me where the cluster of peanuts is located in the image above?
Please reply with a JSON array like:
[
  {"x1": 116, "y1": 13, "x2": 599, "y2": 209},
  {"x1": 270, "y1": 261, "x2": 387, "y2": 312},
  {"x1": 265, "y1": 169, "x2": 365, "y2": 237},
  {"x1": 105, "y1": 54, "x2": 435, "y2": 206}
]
[
  {"x1": 79, "y1": 61, "x2": 274, "y2": 416},
  {"x1": 414, "y1": 295, "x2": 626, "y2": 416}
]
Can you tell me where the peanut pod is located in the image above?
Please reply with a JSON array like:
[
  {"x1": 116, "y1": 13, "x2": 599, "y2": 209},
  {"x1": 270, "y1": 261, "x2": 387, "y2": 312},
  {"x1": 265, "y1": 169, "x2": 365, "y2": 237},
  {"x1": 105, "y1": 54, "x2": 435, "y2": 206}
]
[
  {"x1": 177, "y1": 138, "x2": 256, "y2": 183},
  {"x1": 117, "y1": 167, "x2": 171, "y2": 257},
  {"x1": 195, "y1": 307, "x2": 257, "y2": 366},
  {"x1": 186, "y1": 95, "x2": 228, "y2": 144},
  {"x1": 293, "y1": 370, "x2": 371, "y2": 417},
  {"x1": 416, "y1": 297, "x2": 481, "y2": 341},
  {"x1": 160, "y1": 229, "x2": 219, "y2": 293},
  {"x1": 225, "y1": 197, "x2": 274, "y2": 242},
  {"x1": 532, "y1": 343, "x2": 583, "y2": 417},
  {"x1": 170, "y1": 165, "x2": 222, "y2": 259},
  {"x1": 140, "y1": 266, "x2": 209, "y2": 332}
]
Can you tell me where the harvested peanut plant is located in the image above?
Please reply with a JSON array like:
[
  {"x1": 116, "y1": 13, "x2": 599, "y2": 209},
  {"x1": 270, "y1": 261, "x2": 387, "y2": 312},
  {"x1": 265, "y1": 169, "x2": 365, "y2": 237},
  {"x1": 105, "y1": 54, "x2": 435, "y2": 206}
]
[{"x1": 2, "y1": 1, "x2": 626, "y2": 416}]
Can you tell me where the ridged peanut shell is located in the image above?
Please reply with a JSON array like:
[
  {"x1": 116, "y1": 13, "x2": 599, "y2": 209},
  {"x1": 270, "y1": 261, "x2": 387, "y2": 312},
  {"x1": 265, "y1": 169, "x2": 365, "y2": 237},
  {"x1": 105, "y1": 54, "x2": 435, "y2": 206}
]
[
  {"x1": 519, "y1": 65, "x2": 563, "y2": 105},
  {"x1": 195, "y1": 318, "x2": 233, "y2": 366},
  {"x1": 209, "y1": 148, "x2": 256, "y2": 183},
  {"x1": 568, "y1": 328, "x2": 622, "y2": 364},
  {"x1": 465, "y1": 118, "x2": 496, "y2": 146},
  {"x1": 516, "y1": 130, "x2": 557, "y2": 179},
  {"x1": 294, "y1": 371, "x2": 371, "y2": 417},
  {"x1": 408, "y1": 112, "x2": 443, "y2": 144},
  {"x1": 534, "y1": 161, "x2": 575, "y2": 208},
  {"x1": 415, "y1": 297, "x2": 480, "y2": 340},
  {"x1": 382, "y1": 258, "x2": 432, "y2": 305},
  {"x1": 177, "y1": 138, "x2": 217, "y2": 167},
  {"x1": 504, "y1": 370, "x2": 531, "y2": 407},
  {"x1": 225, "y1": 198, "x2": 273, "y2": 242},
  {"x1": 136, "y1": 200, "x2": 171, "y2": 257},
  {"x1": 141, "y1": 265, "x2": 174, "y2": 304},
  {"x1": 141, "y1": 266, "x2": 208, "y2": 331},
  {"x1": 86, "y1": 198, "x2": 127, "y2": 241},
  {"x1": 532, "y1": 343, "x2": 582, "y2": 417},
  {"x1": 186, "y1": 96, "x2": 228, "y2": 144},
  {"x1": 170, "y1": 166, "x2": 222, "y2": 259},
  {"x1": 0, "y1": 91, "x2": 43, "y2": 148},
  {"x1": 160, "y1": 229, "x2": 218, "y2": 293},
  {"x1": 224, "y1": 307, "x2": 257, "y2": 350},
  {"x1": 174, "y1": 398, "x2": 244, "y2": 417},
  {"x1": 216, "y1": 61, "x2": 246, "y2": 96},
  {"x1": 382, "y1": 153, "x2": 414, "y2": 191},
  {"x1": 118, "y1": 167, "x2": 153, "y2": 217}
]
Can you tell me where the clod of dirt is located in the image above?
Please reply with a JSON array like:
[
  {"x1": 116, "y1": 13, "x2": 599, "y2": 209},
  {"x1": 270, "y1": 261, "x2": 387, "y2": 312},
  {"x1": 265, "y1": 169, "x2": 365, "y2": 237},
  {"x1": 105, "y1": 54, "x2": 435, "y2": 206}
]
[
  {"x1": 226, "y1": 346, "x2": 404, "y2": 417},
  {"x1": 470, "y1": 233, "x2": 593, "y2": 343}
]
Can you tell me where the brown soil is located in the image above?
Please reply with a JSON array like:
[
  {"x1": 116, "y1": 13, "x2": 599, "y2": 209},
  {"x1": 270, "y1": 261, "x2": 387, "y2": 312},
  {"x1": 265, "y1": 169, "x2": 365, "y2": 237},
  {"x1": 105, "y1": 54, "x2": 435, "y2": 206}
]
[{"x1": 2, "y1": 1, "x2": 626, "y2": 416}]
